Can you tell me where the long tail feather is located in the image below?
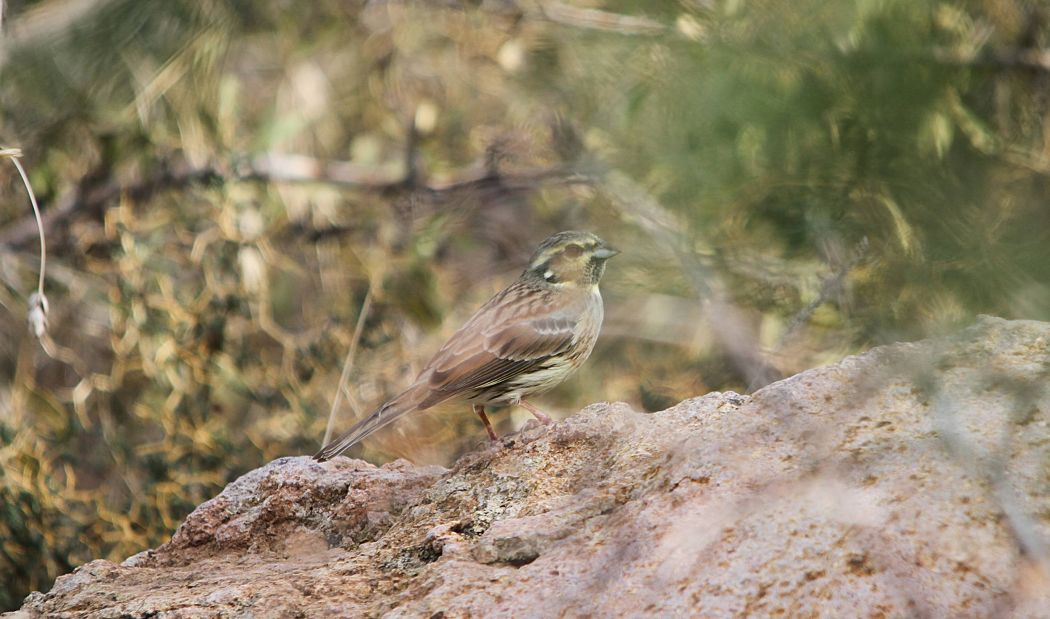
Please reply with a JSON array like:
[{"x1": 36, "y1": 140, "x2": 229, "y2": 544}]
[{"x1": 313, "y1": 387, "x2": 424, "y2": 461}]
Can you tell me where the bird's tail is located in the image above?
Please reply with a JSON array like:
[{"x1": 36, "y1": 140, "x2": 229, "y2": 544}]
[{"x1": 313, "y1": 385, "x2": 429, "y2": 461}]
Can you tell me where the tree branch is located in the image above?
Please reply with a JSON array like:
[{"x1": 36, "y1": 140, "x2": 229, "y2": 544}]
[{"x1": 0, "y1": 152, "x2": 588, "y2": 250}]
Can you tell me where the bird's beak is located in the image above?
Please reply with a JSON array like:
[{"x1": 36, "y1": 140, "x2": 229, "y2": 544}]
[{"x1": 593, "y1": 246, "x2": 620, "y2": 260}]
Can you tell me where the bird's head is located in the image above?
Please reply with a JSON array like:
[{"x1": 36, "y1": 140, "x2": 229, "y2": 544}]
[{"x1": 525, "y1": 231, "x2": 619, "y2": 288}]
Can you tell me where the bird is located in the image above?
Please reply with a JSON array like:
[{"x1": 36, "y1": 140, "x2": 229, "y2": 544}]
[{"x1": 314, "y1": 230, "x2": 618, "y2": 461}]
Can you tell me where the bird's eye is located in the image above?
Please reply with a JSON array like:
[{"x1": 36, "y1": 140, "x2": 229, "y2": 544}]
[
  {"x1": 543, "y1": 269, "x2": 557, "y2": 282},
  {"x1": 564, "y1": 244, "x2": 583, "y2": 258}
]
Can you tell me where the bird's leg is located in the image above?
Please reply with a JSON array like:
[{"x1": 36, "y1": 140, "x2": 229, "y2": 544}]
[
  {"x1": 473, "y1": 404, "x2": 499, "y2": 441},
  {"x1": 519, "y1": 400, "x2": 553, "y2": 425}
]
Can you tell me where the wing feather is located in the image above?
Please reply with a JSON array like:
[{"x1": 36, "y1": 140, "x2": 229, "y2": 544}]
[{"x1": 421, "y1": 282, "x2": 581, "y2": 398}]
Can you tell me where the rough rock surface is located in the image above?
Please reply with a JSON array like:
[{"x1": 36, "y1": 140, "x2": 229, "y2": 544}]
[{"x1": 11, "y1": 316, "x2": 1050, "y2": 617}]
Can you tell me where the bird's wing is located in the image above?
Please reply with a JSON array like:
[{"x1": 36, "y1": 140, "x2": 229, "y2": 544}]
[{"x1": 422, "y1": 285, "x2": 580, "y2": 398}]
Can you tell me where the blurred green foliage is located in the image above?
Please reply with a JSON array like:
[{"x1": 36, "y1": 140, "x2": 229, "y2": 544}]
[{"x1": 1, "y1": 0, "x2": 1049, "y2": 609}]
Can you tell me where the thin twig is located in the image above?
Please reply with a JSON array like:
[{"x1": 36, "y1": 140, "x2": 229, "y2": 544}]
[
  {"x1": 13, "y1": 157, "x2": 46, "y2": 295},
  {"x1": 538, "y1": 2, "x2": 667, "y2": 36},
  {"x1": 322, "y1": 285, "x2": 374, "y2": 446},
  {"x1": 1, "y1": 146, "x2": 48, "y2": 337},
  {"x1": 928, "y1": 376, "x2": 1050, "y2": 572}
]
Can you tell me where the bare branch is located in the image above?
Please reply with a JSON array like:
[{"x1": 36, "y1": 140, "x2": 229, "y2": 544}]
[
  {"x1": 238, "y1": 153, "x2": 405, "y2": 190},
  {"x1": 599, "y1": 169, "x2": 783, "y2": 391},
  {"x1": 538, "y1": 2, "x2": 667, "y2": 36},
  {"x1": 0, "y1": 153, "x2": 585, "y2": 250},
  {"x1": 0, "y1": 158, "x2": 219, "y2": 249}
]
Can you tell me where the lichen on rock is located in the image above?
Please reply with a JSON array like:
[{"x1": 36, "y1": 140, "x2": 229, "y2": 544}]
[{"x1": 11, "y1": 316, "x2": 1050, "y2": 618}]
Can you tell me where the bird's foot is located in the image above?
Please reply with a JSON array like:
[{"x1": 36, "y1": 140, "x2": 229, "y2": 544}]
[{"x1": 520, "y1": 400, "x2": 554, "y2": 425}]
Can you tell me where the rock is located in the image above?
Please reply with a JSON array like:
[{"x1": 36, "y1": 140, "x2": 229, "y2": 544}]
[{"x1": 11, "y1": 316, "x2": 1050, "y2": 617}]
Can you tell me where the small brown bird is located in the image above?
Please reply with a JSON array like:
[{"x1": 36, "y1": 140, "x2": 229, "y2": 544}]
[{"x1": 314, "y1": 231, "x2": 618, "y2": 461}]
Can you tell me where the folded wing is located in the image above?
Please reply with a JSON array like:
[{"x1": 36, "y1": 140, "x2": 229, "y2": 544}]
[{"x1": 424, "y1": 311, "x2": 578, "y2": 402}]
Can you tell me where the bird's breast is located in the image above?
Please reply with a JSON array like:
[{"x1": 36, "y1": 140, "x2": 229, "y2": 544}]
[
  {"x1": 519, "y1": 290, "x2": 604, "y2": 393},
  {"x1": 570, "y1": 288, "x2": 604, "y2": 361}
]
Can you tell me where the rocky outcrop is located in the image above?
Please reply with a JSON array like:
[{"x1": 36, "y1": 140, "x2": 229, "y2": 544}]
[{"x1": 11, "y1": 316, "x2": 1050, "y2": 617}]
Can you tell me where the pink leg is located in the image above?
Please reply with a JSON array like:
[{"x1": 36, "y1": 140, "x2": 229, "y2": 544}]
[
  {"x1": 519, "y1": 400, "x2": 553, "y2": 425},
  {"x1": 474, "y1": 404, "x2": 499, "y2": 441}
]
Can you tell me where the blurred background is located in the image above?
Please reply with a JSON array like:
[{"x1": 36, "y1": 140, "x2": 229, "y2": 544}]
[{"x1": 1, "y1": 0, "x2": 1049, "y2": 608}]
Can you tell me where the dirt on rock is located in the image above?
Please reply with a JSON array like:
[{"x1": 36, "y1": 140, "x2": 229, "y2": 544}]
[{"x1": 10, "y1": 316, "x2": 1050, "y2": 617}]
